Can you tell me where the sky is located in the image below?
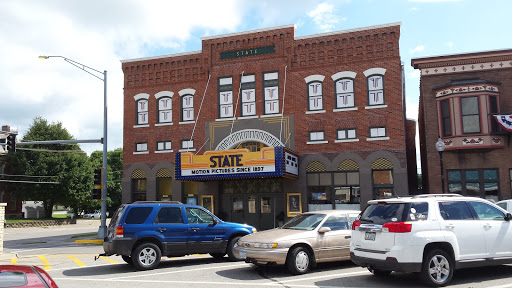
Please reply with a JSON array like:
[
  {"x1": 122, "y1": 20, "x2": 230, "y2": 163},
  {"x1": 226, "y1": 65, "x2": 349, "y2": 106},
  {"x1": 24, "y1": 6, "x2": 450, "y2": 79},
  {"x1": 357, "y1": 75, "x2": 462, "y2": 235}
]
[{"x1": 1, "y1": 0, "x2": 511, "y2": 169}]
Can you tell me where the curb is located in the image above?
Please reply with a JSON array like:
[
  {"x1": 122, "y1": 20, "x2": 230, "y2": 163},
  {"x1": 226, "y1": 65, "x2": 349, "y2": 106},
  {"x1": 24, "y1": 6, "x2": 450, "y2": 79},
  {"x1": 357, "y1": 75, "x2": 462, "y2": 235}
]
[{"x1": 74, "y1": 239, "x2": 104, "y2": 244}]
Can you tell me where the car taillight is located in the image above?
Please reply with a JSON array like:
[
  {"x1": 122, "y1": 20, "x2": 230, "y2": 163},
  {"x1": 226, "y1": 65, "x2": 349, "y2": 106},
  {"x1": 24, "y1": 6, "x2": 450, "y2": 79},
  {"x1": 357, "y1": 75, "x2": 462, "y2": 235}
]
[
  {"x1": 352, "y1": 220, "x2": 361, "y2": 230},
  {"x1": 116, "y1": 225, "x2": 124, "y2": 238},
  {"x1": 382, "y1": 222, "x2": 412, "y2": 233}
]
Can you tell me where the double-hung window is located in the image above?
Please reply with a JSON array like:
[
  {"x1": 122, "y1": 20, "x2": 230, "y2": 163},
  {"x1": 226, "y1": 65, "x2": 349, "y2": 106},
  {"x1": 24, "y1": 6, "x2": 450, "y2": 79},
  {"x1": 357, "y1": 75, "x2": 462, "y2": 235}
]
[
  {"x1": 308, "y1": 81, "x2": 323, "y2": 111},
  {"x1": 263, "y1": 72, "x2": 279, "y2": 115},
  {"x1": 367, "y1": 75, "x2": 385, "y2": 106},
  {"x1": 134, "y1": 93, "x2": 150, "y2": 125},
  {"x1": 461, "y1": 96, "x2": 481, "y2": 134},
  {"x1": 440, "y1": 99, "x2": 451, "y2": 137},
  {"x1": 335, "y1": 79, "x2": 355, "y2": 109},
  {"x1": 218, "y1": 77, "x2": 233, "y2": 119},
  {"x1": 241, "y1": 75, "x2": 256, "y2": 117}
]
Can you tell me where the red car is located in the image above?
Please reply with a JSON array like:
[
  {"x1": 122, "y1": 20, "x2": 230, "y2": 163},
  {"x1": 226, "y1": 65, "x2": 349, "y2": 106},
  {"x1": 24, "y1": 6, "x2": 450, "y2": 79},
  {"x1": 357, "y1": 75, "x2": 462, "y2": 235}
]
[{"x1": 0, "y1": 265, "x2": 59, "y2": 288}]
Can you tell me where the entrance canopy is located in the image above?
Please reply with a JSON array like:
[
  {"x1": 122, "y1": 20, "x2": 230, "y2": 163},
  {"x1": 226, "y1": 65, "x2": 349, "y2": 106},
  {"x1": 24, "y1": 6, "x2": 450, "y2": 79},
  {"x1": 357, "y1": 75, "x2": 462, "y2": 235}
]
[{"x1": 175, "y1": 146, "x2": 298, "y2": 181}]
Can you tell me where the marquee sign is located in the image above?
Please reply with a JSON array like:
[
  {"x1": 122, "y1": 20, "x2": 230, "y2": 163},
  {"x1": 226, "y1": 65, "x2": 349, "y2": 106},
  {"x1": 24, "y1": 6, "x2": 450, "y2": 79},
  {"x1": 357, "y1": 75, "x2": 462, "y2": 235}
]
[
  {"x1": 175, "y1": 146, "x2": 298, "y2": 181},
  {"x1": 220, "y1": 45, "x2": 275, "y2": 60}
]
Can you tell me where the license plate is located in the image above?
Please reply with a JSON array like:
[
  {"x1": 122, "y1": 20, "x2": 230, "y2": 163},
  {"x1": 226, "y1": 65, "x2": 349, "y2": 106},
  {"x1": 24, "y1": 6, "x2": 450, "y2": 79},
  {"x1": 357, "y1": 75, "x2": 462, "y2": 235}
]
[
  {"x1": 239, "y1": 250, "x2": 246, "y2": 259},
  {"x1": 365, "y1": 232, "x2": 376, "y2": 241}
]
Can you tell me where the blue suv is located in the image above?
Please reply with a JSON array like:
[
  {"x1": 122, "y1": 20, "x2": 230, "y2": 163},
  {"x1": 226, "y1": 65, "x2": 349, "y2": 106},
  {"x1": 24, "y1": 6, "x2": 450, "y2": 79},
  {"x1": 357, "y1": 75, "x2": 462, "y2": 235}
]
[{"x1": 101, "y1": 201, "x2": 256, "y2": 270}]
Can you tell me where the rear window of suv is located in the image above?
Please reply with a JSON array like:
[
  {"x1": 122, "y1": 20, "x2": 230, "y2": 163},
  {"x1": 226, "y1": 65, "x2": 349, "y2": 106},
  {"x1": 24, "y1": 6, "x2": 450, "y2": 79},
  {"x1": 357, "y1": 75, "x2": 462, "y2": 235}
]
[
  {"x1": 125, "y1": 207, "x2": 153, "y2": 224},
  {"x1": 360, "y1": 202, "x2": 428, "y2": 224}
]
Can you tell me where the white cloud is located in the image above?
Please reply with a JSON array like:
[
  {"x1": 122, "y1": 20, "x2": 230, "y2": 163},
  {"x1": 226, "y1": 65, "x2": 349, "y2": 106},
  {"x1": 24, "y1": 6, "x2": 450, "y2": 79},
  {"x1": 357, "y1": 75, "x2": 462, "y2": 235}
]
[
  {"x1": 408, "y1": 0, "x2": 459, "y2": 2},
  {"x1": 307, "y1": 3, "x2": 343, "y2": 31},
  {"x1": 446, "y1": 41, "x2": 455, "y2": 49},
  {"x1": 410, "y1": 45, "x2": 425, "y2": 54},
  {"x1": 409, "y1": 70, "x2": 421, "y2": 79}
]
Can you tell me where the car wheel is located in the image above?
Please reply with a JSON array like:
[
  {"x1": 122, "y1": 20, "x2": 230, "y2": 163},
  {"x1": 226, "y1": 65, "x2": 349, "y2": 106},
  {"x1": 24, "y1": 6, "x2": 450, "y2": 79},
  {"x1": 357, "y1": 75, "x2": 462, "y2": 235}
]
[
  {"x1": 131, "y1": 243, "x2": 161, "y2": 271},
  {"x1": 421, "y1": 249, "x2": 453, "y2": 287},
  {"x1": 227, "y1": 236, "x2": 243, "y2": 261},
  {"x1": 286, "y1": 246, "x2": 312, "y2": 275},
  {"x1": 122, "y1": 255, "x2": 133, "y2": 265},
  {"x1": 367, "y1": 266, "x2": 392, "y2": 277},
  {"x1": 209, "y1": 253, "x2": 225, "y2": 259}
]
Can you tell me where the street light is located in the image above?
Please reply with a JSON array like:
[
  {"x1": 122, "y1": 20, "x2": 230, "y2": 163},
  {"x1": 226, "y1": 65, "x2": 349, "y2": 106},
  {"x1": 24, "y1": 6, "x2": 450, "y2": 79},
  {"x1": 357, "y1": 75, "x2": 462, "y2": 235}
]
[
  {"x1": 39, "y1": 55, "x2": 108, "y2": 238},
  {"x1": 435, "y1": 137, "x2": 446, "y2": 194}
]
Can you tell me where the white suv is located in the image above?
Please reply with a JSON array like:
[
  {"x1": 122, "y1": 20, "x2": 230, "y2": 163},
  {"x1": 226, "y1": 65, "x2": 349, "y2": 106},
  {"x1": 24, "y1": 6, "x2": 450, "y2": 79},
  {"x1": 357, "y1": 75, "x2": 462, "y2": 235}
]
[{"x1": 350, "y1": 194, "x2": 512, "y2": 287}]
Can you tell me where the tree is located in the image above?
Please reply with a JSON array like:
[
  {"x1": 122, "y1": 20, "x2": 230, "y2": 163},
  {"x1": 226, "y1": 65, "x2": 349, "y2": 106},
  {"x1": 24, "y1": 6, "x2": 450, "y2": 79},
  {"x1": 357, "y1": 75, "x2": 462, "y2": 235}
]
[
  {"x1": 89, "y1": 148, "x2": 123, "y2": 215},
  {"x1": 6, "y1": 117, "x2": 92, "y2": 218}
]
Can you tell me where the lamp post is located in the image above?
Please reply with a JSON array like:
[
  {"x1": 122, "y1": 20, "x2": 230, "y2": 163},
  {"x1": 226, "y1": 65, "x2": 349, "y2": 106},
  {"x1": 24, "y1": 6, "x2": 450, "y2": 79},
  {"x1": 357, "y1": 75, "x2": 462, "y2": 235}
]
[
  {"x1": 39, "y1": 55, "x2": 108, "y2": 238},
  {"x1": 435, "y1": 137, "x2": 446, "y2": 194}
]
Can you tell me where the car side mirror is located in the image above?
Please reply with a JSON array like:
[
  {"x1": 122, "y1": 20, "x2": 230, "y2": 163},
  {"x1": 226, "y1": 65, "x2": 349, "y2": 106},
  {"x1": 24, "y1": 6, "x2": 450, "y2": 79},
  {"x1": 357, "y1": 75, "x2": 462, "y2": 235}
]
[
  {"x1": 318, "y1": 227, "x2": 331, "y2": 233},
  {"x1": 505, "y1": 213, "x2": 512, "y2": 221}
]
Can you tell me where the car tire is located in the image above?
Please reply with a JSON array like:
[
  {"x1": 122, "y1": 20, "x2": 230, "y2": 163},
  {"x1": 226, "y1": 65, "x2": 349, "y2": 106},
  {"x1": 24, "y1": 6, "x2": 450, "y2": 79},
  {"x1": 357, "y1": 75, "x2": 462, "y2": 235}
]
[
  {"x1": 420, "y1": 249, "x2": 454, "y2": 287},
  {"x1": 131, "y1": 243, "x2": 161, "y2": 271},
  {"x1": 367, "y1": 266, "x2": 392, "y2": 277},
  {"x1": 209, "y1": 253, "x2": 225, "y2": 259},
  {"x1": 122, "y1": 255, "x2": 133, "y2": 265},
  {"x1": 227, "y1": 236, "x2": 243, "y2": 261},
  {"x1": 286, "y1": 246, "x2": 312, "y2": 275}
]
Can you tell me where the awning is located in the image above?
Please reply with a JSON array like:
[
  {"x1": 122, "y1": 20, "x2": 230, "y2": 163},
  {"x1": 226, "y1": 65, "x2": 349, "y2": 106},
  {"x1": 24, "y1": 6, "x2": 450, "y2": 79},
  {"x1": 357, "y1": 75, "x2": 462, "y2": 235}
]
[
  {"x1": 493, "y1": 115, "x2": 512, "y2": 132},
  {"x1": 175, "y1": 146, "x2": 298, "y2": 181}
]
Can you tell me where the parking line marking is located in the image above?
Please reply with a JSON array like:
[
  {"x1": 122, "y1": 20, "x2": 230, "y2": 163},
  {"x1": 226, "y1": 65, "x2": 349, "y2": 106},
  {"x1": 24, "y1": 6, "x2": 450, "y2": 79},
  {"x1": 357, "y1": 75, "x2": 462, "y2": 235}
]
[
  {"x1": 100, "y1": 256, "x2": 118, "y2": 264},
  {"x1": 107, "y1": 263, "x2": 247, "y2": 280},
  {"x1": 10, "y1": 258, "x2": 17, "y2": 265},
  {"x1": 67, "y1": 255, "x2": 86, "y2": 267},
  {"x1": 192, "y1": 254, "x2": 207, "y2": 257},
  {"x1": 279, "y1": 270, "x2": 369, "y2": 283},
  {"x1": 37, "y1": 255, "x2": 51, "y2": 271}
]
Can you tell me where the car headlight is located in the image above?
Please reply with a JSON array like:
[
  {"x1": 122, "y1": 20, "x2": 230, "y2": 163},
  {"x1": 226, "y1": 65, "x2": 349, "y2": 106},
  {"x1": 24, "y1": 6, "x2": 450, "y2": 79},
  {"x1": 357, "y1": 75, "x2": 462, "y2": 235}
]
[{"x1": 253, "y1": 243, "x2": 278, "y2": 249}]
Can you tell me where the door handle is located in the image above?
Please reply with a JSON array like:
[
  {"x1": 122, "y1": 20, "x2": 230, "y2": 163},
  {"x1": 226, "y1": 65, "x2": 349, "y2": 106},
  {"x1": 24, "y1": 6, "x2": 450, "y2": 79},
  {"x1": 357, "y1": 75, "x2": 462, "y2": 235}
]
[
  {"x1": 191, "y1": 228, "x2": 200, "y2": 231},
  {"x1": 158, "y1": 228, "x2": 166, "y2": 232},
  {"x1": 446, "y1": 224, "x2": 455, "y2": 229},
  {"x1": 483, "y1": 223, "x2": 492, "y2": 228},
  {"x1": 345, "y1": 235, "x2": 351, "y2": 239}
]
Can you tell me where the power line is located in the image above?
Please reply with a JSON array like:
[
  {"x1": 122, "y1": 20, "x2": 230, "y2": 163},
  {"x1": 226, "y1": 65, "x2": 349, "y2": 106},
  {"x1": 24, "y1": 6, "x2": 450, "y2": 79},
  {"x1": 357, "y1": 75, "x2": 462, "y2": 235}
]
[
  {"x1": 0, "y1": 180, "x2": 59, "y2": 184},
  {"x1": 17, "y1": 148, "x2": 86, "y2": 154},
  {"x1": 0, "y1": 174, "x2": 57, "y2": 178}
]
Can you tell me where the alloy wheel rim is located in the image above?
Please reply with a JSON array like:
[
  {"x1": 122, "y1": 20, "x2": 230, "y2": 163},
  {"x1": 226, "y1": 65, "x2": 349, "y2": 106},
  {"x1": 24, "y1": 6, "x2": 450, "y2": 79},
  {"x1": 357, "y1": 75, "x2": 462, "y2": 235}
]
[
  {"x1": 295, "y1": 251, "x2": 309, "y2": 271},
  {"x1": 428, "y1": 254, "x2": 450, "y2": 284},
  {"x1": 139, "y1": 247, "x2": 157, "y2": 266}
]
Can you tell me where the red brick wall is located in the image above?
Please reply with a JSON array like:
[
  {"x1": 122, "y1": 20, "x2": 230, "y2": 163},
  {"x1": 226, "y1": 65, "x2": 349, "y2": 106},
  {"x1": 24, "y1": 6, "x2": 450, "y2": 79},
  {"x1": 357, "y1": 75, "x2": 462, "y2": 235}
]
[{"x1": 122, "y1": 24, "x2": 406, "y2": 166}]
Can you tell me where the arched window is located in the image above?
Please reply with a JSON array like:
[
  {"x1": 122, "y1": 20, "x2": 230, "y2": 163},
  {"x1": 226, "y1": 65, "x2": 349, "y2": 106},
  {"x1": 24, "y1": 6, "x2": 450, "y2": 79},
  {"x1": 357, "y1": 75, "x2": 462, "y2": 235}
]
[
  {"x1": 305, "y1": 75, "x2": 325, "y2": 112},
  {"x1": 364, "y1": 68, "x2": 386, "y2": 107},
  {"x1": 134, "y1": 93, "x2": 149, "y2": 125},
  {"x1": 156, "y1": 168, "x2": 172, "y2": 201},
  {"x1": 371, "y1": 158, "x2": 394, "y2": 199},
  {"x1": 218, "y1": 77, "x2": 233, "y2": 119},
  {"x1": 155, "y1": 91, "x2": 173, "y2": 124},
  {"x1": 332, "y1": 71, "x2": 357, "y2": 110},
  {"x1": 131, "y1": 169, "x2": 147, "y2": 201},
  {"x1": 179, "y1": 89, "x2": 195, "y2": 123}
]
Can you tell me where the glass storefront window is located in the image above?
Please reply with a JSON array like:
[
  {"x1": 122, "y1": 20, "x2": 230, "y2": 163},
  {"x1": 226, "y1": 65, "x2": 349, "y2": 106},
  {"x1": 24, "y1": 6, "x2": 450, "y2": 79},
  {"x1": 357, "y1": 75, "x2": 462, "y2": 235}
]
[
  {"x1": 484, "y1": 182, "x2": 499, "y2": 202},
  {"x1": 334, "y1": 173, "x2": 347, "y2": 185},
  {"x1": 466, "y1": 182, "x2": 480, "y2": 197},
  {"x1": 319, "y1": 173, "x2": 332, "y2": 185},
  {"x1": 448, "y1": 171, "x2": 461, "y2": 181},
  {"x1": 484, "y1": 170, "x2": 498, "y2": 180},
  {"x1": 373, "y1": 170, "x2": 393, "y2": 185},
  {"x1": 448, "y1": 169, "x2": 500, "y2": 199},
  {"x1": 448, "y1": 183, "x2": 462, "y2": 193},
  {"x1": 158, "y1": 178, "x2": 172, "y2": 201},
  {"x1": 347, "y1": 172, "x2": 359, "y2": 185},
  {"x1": 261, "y1": 196, "x2": 271, "y2": 213},
  {"x1": 465, "y1": 170, "x2": 479, "y2": 181}
]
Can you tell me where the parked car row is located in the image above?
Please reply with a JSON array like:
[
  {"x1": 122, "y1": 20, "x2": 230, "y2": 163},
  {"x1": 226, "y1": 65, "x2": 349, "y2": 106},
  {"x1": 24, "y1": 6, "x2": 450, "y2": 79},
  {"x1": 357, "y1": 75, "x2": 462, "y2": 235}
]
[{"x1": 99, "y1": 195, "x2": 512, "y2": 287}]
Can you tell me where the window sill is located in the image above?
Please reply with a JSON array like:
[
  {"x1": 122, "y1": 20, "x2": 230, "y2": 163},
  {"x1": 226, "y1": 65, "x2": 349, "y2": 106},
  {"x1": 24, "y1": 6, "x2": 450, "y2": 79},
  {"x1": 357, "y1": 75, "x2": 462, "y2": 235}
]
[
  {"x1": 261, "y1": 113, "x2": 282, "y2": 118},
  {"x1": 306, "y1": 110, "x2": 326, "y2": 114},
  {"x1": 179, "y1": 121, "x2": 195, "y2": 125},
  {"x1": 365, "y1": 105, "x2": 388, "y2": 110},
  {"x1": 333, "y1": 107, "x2": 358, "y2": 112},
  {"x1": 133, "y1": 124, "x2": 150, "y2": 128},
  {"x1": 238, "y1": 115, "x2": 259, "y2": 120},
  {"x1": 216, "y1": 117, "x2": 236, "y2": 122},
  {"x1": 133, "y1": 151, "x2": 149, "y2": 155},
  {"x1": 306, "y1": 140, "x2": 328, "y2": 144},
  {"x1": 155, "y1": 150, "x2": 174, "y2": 153},
  {"x1": 155, "y1": 122, "x2": 173, "y2": 127},
  {"x1": 179, "y1": 148, "x2": 196, "y2": 152},
  {"x1": 366, "y1": 137, "x2": 390, "y2": 141},
  {"x1": 335, "y1": 139, "x2": 359, "y2": 143}
]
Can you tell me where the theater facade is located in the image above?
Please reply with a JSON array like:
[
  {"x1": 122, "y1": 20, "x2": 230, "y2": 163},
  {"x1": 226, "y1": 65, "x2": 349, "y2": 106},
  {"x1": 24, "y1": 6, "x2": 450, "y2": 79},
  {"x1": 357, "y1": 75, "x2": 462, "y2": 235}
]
[{"x1": 121, "y1": 22, "x2": 417, "y2": 230}]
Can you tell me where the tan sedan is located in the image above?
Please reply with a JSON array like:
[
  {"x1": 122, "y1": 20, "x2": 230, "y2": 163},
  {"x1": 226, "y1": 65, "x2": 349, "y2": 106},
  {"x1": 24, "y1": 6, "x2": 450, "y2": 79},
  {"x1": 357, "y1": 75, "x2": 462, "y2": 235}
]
[{"x1": 234, "y1": 210, "x2": 360, "y2": 274}]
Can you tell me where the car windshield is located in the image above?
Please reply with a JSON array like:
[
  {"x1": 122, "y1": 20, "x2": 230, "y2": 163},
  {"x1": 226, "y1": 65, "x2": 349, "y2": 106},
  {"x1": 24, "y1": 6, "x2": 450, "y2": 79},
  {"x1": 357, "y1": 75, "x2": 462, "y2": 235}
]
[
  {"x1": 360, "y1": 203, "x2": 406, "y2": 225},
  {"x1": 281, "y1": 213, "x2": 326, "y2": 230}
]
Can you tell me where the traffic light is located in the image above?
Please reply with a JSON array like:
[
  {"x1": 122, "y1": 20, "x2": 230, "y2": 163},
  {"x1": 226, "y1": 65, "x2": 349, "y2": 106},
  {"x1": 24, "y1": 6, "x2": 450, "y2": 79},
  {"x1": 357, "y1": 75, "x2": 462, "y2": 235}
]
[
  {"x1": 92, "y1": 188, "x2": 102, "y2": 200},
  {"x1": 93, "y1": 168, "x2": 103, "y2": 185},
  {"x1": 6, "y1": 134, "x2": 16, "y2": 153}
]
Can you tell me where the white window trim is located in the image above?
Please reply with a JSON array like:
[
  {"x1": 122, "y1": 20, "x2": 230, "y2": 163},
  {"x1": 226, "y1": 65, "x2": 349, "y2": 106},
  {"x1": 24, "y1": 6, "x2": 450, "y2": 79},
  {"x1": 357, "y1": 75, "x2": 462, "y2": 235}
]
[
  {"x1": 335, "y1": 139, "x2": 360, "y2": 143},
  {"x1": 238, "y1": 115, "x2": 259, "y2": 120},
  {"x1": 366, "y1": 137, "x2": 390, "y2": 141},
  {"x1": 134, "y1": 93, "x2": 150, "y2": 101},
  {"x1": 179, "y1": 121, "x2": 195, "y2": 125},
  {"x1": 178, "y1": 88, "x2": 196, "y2": 96},
  {"x1": 133, "y1": 124, "x2": 150, "y2": 128},
  {"x1": 215, "y1": 117, "x2": 236, "y2": 122},
  {"x1": 260, "y1": 113, "x2": 282, "y2": 118},
  {"x1": 333, "y1": 107, "x2": 358, "y2": 112},
  {"x1": 154, "y1": 91, "x2": 174, "y2": 99},
  {"x1": 307, "y1": 140, "x2": 328, "y2": 144},
  {"x1": 179, "y1": 148, "x2": 197, "y2": 152},
  {"x1": 155, "y1": 150, "x2": 174, "y2": 154},
  {"x1": 304, "y1": 75, "x2": 325, "y2": 83},
  {"x1": 155, "y1": 123, "x2": 173, "y2": 127},
  {"x1": 331, "y1": 71, "x2": 357, "y2": 81},
  {"x1": 365, "y1": 105, "x2": 388, "y2": 110},
  {"x1": 306, "y1": 110, "x2": 326, "y2": 114},
  {"x1": 363, "y1": 68, "x2": 386, "y2": 77},
  {"x1": 133, "y1": 151, "x2": 150, "y2": 155}
]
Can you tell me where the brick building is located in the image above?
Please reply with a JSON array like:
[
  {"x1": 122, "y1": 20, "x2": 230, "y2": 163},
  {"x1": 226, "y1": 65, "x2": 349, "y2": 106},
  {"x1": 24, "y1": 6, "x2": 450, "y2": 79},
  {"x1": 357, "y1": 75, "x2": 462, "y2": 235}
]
[
  {"x1": 412, "y1": 49, "x2": 512, "y2": 200},
  {"x1": 121, "y1": 22, "x2": 416, "y2": 230},
  {"x1": 0, "y1": 125, "x2": 22, "y2": 218}
]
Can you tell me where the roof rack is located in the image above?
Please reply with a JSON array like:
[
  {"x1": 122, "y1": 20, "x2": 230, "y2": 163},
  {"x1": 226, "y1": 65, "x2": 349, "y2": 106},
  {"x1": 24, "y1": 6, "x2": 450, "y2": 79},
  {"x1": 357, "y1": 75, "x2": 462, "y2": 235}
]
[
  {"x1": 132, "y1": 201, "x2": 183, "y2": 204},
  {"x1": 412, "y1": 194, "x2": 462, "y2": 199}
]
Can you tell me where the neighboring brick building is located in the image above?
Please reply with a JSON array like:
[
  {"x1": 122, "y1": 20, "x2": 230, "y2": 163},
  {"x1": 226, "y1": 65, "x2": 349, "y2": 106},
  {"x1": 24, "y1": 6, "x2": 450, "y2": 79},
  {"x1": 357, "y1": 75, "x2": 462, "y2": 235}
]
[
  {"x1": 121, "y1": 22, "x2": 416, "y2": 230},
  {"x1": 412, "y1": 49, "x2": 512, "y2": 201},
  {"x1": 0, "y1": 125, "x2": 22, "y2": 219}
]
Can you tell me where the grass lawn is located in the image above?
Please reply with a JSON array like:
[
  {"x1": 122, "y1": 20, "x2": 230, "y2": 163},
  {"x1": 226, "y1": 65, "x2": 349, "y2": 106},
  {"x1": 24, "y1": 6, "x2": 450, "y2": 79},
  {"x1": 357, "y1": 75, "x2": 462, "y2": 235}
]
[{"x1": 6, "y1": 211, "x2": 69, "y2": 223}]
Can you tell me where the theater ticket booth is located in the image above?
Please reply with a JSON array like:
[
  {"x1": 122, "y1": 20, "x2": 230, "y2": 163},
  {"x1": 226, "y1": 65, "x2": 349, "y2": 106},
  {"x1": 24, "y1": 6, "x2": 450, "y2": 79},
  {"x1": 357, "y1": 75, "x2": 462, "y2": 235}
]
[{"x1": 175, "y1": 146, "x2": 298, "y2": 231}]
